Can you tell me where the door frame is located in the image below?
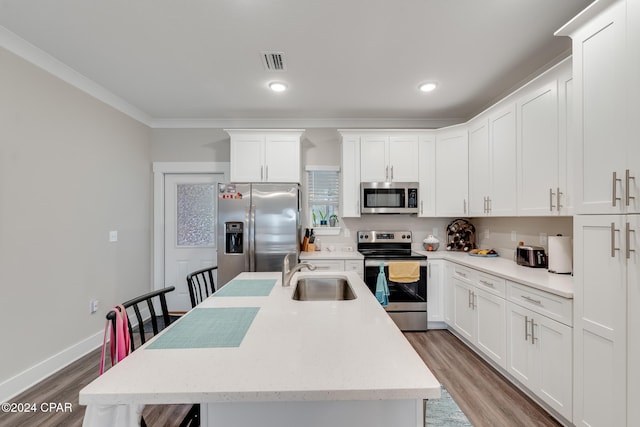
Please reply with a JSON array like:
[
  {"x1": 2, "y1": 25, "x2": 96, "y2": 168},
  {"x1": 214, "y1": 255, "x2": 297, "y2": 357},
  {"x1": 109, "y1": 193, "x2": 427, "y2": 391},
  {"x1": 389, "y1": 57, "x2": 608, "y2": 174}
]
[{"x1": 152, "y1": 162, "x2": 230, "y2": 292}]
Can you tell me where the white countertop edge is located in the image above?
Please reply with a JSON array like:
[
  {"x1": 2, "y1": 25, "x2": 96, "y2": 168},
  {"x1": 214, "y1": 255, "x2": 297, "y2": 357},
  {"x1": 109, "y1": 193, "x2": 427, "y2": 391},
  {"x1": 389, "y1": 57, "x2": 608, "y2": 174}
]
[
  {"x1": 80, "y1": 387, "x2": 441, "y2": 405},
  {"x1": 419, "y1": 251, "x2": 574, "y2": 299}
]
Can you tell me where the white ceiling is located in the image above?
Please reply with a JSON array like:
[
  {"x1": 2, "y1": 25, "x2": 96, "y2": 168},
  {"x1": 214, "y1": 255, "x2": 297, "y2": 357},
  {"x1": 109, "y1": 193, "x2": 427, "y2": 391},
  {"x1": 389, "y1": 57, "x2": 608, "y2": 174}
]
[{"x1": 0, "y1": 0, "x2": 593, "y2": 128}]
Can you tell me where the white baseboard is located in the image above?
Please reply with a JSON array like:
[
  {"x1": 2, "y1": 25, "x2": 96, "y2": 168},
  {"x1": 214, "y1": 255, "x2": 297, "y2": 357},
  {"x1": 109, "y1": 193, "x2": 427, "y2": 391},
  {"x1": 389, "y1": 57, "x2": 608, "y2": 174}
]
[
  {"x1": 0, "y1": 306, "x2": 153, "y2": 403},
  {"x1": 0, "y1": 330, "x2": 104, "y2": 403}
]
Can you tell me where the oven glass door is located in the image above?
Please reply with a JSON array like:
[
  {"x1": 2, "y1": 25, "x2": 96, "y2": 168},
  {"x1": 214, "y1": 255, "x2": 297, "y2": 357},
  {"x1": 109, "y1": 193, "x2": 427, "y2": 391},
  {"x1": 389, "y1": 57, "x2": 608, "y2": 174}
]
[{"x1": 363, "y1": 260, "x2": 427, "y2": 304}]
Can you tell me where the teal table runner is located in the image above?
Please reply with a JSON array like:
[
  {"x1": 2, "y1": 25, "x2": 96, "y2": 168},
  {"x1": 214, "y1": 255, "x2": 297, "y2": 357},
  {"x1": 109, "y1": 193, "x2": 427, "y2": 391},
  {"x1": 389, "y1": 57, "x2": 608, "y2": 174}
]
[
  {"x1": 213, "y1": 278, "x2": 276, "y2": 297},
  {"x1": 147, "y1": 307, "x2": 259, "y2": 349}
]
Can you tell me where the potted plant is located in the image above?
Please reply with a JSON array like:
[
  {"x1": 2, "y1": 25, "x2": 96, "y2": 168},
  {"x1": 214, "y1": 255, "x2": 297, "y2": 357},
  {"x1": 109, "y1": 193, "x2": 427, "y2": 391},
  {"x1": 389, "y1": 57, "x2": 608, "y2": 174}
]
[
  {"x1": 329, "y1": 214, "x2": 339, "y2": 227},
  {"x1": 318, "y1": 209, "x2": 328, "y2": 226}
]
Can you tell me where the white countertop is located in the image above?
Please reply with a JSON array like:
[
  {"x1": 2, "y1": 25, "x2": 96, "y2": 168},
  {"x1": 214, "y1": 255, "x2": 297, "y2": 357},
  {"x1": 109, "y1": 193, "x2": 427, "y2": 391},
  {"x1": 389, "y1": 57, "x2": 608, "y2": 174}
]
[
  {"x1": 419, "y1": 250, "x2": 574, "y2": 299},
  {"x1": 299, "y1": 250, "x2": 364, "y2": 260},
  {"x1": 79, "y1": 271, "x2": 440, "y2": 406}
]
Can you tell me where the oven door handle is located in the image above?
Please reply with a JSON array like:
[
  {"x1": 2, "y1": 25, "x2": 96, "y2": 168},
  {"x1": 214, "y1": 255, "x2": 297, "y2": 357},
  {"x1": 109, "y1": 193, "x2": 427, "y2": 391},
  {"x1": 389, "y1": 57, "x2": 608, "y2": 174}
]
[{"x1": 365, "y1": 259, "x2": 428, "y2": 267}]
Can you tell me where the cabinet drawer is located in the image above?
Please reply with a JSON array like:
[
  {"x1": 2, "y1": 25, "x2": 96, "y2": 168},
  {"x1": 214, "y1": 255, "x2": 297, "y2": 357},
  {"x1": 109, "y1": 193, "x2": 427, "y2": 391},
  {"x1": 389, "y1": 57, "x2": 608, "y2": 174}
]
[
  {"x1": 344, "y1": 260, "x2": 364, "y2": 275},
  {"x1": 451, "y1": 264, "x2": 476, "y2": 284},
  {"x1": 476, "y1": 273, "x2": 506, "y2": 297},
  {"x1": 307, "y1": 260, "x2": 345, "y2": 271},
  {"x1": 507, "y1": 281, "x2": 573, "y2": 326}
]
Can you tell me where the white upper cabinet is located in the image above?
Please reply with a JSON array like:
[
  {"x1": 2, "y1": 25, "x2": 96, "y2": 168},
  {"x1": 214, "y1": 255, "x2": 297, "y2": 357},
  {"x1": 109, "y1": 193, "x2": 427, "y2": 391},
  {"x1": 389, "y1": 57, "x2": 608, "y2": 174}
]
[
  {"x1": 517, "y1": 79, "x2": 563, "y2": 215},
  {"x1": 340, "y1": 133, "x2": 361, "y2": 218},
  {"x1": 468, "y1": 117, "x2": 491, "y2": 216},
  {"x1": 360, "y1": 136, "x2": 388, "y2": 182},
  {"x1": 489, "y1": 104, "x2": 518, "y2": 216},
  {"x1": 360, "y1": 134, "x2": 419, "y2": 182},
  {"x1": 435, "y1": 126, "x2": 469, "y2": 217},
  {"x1": 558, "y1": 0, "x2": 638, "y2": 214},
  {"x1": 468, "y1": 104, "x2": 517, "y2": 217},
  {"x1": 227, "y1": 129, "x2": 303, "y2": 183},
  {"x1": 418, "y1": 133, "x2": 436, "y2": 217}
]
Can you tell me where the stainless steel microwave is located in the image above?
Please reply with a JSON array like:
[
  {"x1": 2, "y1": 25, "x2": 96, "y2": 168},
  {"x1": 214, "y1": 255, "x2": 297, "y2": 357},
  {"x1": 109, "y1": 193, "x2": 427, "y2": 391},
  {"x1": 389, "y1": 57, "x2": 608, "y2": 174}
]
[{"x1": 360, "y1": 182, "x2": 419, "y2": 214}]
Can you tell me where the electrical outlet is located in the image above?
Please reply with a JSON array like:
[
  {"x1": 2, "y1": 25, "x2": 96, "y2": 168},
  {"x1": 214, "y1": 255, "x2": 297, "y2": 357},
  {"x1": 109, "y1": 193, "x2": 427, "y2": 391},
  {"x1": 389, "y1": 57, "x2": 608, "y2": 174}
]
[
  {"x1": 511, "y1": 231, "x2": 517, "y2": 242},
  {"x1": 109, "y1": 230, "x2": 118, "y2": 242},
  {"x1": 539, "y1": 233, "x2": 548, "y2": 245},
  {"x1": 89, "y1": 299, "x2": 99, "y2": 314}
]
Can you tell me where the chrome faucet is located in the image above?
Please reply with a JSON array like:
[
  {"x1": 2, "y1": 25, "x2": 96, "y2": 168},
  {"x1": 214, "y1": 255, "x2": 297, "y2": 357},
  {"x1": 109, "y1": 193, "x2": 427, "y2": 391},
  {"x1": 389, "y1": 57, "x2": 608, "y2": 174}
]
[{"x1": 282, "y1": 252, "x2": 316, "y2": 287}]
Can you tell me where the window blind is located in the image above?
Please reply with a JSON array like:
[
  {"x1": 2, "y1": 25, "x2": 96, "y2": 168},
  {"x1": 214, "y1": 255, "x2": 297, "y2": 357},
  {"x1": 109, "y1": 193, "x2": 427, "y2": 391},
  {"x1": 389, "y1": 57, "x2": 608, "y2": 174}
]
[{"x1": 307, "y1": 170, "x2": 340, "y2": 206}]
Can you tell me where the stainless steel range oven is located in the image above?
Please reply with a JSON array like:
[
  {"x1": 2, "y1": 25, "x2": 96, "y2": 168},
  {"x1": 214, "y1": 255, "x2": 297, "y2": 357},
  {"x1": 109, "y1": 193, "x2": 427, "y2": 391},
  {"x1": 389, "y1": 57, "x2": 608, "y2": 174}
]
[{"x1": 358, "y1": 230, "x2": 427, "y2": 331}]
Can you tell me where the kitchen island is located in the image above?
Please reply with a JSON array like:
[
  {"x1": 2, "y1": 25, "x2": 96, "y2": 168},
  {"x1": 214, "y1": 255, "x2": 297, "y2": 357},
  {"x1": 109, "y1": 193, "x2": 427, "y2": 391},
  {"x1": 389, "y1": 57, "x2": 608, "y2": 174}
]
[{"x1": 79, "y1": 271, "x2": 440, "y2": 427}]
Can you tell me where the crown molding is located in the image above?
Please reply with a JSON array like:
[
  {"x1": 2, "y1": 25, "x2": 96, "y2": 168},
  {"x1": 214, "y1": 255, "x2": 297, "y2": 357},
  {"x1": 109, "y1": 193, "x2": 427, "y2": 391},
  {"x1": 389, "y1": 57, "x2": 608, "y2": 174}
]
[
  {"x1": 0, "y1": 25, "x2": 152, "y2": 126},
  {"x1": 150, "y1": 117, "x2": 463, "y2": 129}
]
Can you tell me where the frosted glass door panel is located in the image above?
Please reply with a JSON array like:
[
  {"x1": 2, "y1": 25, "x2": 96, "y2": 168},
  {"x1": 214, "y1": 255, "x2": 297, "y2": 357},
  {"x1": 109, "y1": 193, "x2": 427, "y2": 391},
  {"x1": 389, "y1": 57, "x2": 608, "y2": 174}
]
[{"x1": 176, "y1": 183, "x2": 216, "y2": 247}]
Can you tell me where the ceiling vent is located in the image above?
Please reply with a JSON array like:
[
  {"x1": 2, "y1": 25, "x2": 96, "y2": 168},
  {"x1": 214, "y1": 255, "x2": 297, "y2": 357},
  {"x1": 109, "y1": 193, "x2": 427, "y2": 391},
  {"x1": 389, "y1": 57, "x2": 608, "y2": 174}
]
[{"x1": 261, "y1": 51, "x2": 287, "y2": 72}]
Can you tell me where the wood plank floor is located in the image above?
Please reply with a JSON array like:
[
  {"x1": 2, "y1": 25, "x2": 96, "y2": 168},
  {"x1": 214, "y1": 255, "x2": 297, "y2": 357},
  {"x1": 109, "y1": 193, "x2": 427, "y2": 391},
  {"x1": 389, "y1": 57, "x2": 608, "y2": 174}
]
[
  {"x1": 0, "y1": 330, "x2": 561, "y2": 427},
  {"x1": 405, "y1": 330, "x2": 562, "y2": 427}
]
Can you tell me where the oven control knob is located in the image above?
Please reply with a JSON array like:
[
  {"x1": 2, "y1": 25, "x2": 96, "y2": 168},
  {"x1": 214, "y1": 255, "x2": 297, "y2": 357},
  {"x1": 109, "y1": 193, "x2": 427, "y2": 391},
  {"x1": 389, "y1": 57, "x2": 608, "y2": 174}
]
[
  {"x1": 402, "y1": 234, "x2": 407, "y2": 239},
  {"x1": 364, "y1": 234, "x2": 369, "y2": 240}
]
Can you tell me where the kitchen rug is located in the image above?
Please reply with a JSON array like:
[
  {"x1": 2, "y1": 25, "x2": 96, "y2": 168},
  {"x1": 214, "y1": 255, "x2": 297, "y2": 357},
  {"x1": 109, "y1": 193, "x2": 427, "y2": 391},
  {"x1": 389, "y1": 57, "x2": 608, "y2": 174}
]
[
  {"x1": 426, "y1": 384, "x2": 473, "y2": 426},
  {"x1": 147, "y1": 307, "x2": 259, "y2": 349},
  {"x1": 213, "y1": 278, "x2": 276, "y2": 297}
]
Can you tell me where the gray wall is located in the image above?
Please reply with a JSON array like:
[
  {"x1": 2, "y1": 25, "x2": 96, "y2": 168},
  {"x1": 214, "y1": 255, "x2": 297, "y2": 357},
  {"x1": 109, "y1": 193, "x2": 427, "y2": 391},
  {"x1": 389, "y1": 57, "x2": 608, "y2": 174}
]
[{"x1": 0, "y1": 47, "x2": 151, "y2": 390}]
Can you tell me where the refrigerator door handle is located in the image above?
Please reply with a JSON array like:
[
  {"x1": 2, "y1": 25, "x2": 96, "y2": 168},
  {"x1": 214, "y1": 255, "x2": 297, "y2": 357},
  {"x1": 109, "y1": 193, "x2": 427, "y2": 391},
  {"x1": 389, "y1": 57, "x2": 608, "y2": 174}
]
[{"x1": 249, "y1": 205, "x2": 256, "y2": 271}]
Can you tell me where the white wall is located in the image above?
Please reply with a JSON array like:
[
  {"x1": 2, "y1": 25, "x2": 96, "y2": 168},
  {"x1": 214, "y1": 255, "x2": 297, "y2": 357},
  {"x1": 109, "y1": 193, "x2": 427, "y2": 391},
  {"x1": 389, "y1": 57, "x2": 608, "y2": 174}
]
[
  {"x1": 150, "y1": 128, "x2": 230, "y2": 162},
  {"x1": 0, "y1": 47, "x2": 151, "y2": 399}
]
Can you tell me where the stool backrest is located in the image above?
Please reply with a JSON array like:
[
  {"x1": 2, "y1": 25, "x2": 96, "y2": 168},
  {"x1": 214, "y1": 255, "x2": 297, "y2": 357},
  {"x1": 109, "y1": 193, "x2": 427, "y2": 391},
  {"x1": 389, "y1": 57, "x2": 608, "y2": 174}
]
[{"x1": 186, "y1": 266, "x2": 218, "y2": 308}]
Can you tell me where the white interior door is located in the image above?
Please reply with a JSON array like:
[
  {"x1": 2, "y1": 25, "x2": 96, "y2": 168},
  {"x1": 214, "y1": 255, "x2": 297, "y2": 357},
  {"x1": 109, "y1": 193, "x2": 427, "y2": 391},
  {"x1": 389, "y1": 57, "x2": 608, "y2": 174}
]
[{"x1": 164, "y1": 173, "x2": 222, "y2": 312}]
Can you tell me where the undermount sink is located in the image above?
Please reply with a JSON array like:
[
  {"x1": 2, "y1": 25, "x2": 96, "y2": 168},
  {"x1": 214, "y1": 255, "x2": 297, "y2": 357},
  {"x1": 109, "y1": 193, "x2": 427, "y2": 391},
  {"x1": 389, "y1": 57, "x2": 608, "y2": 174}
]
[{"x1": 292, "y1": 277, "x2": 357, "y2": 301}]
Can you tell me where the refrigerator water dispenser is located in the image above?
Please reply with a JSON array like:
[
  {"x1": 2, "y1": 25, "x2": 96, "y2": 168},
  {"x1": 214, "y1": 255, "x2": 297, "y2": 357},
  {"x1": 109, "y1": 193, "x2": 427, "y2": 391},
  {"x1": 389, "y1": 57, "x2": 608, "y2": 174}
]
[{"x1": 225, "y1": 222, "x2": 244, "y2": 254}]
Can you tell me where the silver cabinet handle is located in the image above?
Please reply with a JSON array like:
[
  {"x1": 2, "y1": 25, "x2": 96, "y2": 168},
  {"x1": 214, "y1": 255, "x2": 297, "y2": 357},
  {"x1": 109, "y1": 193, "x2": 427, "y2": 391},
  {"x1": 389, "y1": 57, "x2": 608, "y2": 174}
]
[
  {"x1": 260, "y1": 166, "x2": 264, "y2": 181},
  {"x1": 530, "y1": 318, "x2": 537, "y2": 344},
  {"x1": 463, "y1": 199, "x2": 467, "y2": 215},
  {"x1": 549, "y1": 188, "x2": 556, "y2": 212},
  {"x1": 626, "y1": 169, "x2": 636, "y2": 207},
  {"x1": 457, "y1": 271, "x2": 467, "y2": 278},
  {"x1": 473, "y1": 292, "x2": 477, "y2": 310},
  {"x1": 488, "y1": 197, "x2": 492, "y2": 214},
  {"x1": 265, "y1": 165, "x2": 268, "y2": 181},
  {"x1": 420, "y1": 200, "x2": 424, "y2": 215},
  {"x1": 525, "y1": 315, "x2": 531, "y2": 341},
  {"x1": 627, "y1": 222, "x2": 636, "y2": 259},
  {"x1": 468, "y1": 289, "x2": 472, "y2": 308},
  {"x1": 391, "y1": 165, "x2": 394, "y2": 180},
  {"x1": 611, "y1": 222, "x2": 621, "y2": 257},
  {"x1": 522, "y1": 295, "x2": 542, "y2": 305},
  {"x1": 557, "y1": 187, "x2": 563, "y2": 212},
  {"x1": 385, "y1": 166, "x2": 389, "y2": 181},
  {"x1": 479, "y1": 279, "x2": 494, "y2": 288},
  {"x1": 613, "y1": 171, "x2": 622, "y2": 207}
]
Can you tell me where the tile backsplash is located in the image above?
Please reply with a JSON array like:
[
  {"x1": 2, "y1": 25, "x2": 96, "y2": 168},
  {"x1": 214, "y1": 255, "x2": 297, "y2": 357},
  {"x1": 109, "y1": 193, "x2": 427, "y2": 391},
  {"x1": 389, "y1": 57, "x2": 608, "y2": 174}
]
[
  {"x1": 472, "y1": 216, "x2": 573, "y2": 259},
  {"x1": 313, "y1": 215, "x2": 572, "y2": 259}
]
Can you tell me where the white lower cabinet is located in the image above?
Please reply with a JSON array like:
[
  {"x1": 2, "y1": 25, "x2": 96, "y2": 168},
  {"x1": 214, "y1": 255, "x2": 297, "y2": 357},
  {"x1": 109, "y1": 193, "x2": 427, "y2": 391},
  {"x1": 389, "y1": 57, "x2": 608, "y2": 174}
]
[
  {"x1": 451, "y1": 265, "x2": 507, "y2": 369},
  {"x1": 301, "y1": 258, "x2": 364, "y2": 279},
  {"x1": 427, "y1": 260, "x2": 445, "y2": 326},
  {"x1": 445, "y1": 260, "x2": 573, "y2": 424},
  {"x1": 507, "y1": 301, "x2": 572, "y2": 421}
]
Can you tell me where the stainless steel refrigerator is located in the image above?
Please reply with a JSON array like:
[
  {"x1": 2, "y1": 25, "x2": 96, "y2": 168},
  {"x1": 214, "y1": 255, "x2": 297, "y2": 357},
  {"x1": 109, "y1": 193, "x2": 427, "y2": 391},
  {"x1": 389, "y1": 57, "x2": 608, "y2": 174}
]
[{"x1": 217, "y1": 183, "x2": 300, "y2": 286}]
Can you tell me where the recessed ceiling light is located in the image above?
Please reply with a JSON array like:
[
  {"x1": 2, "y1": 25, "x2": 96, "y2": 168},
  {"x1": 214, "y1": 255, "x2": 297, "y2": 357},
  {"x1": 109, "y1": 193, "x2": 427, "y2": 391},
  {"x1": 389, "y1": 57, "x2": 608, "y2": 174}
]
[
  {"x1": 419, "y1": 82, "x2": 438, "y2": 92},
  {"x1": 269, "y1": 82, "x2": 288, "y2": 92}
]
